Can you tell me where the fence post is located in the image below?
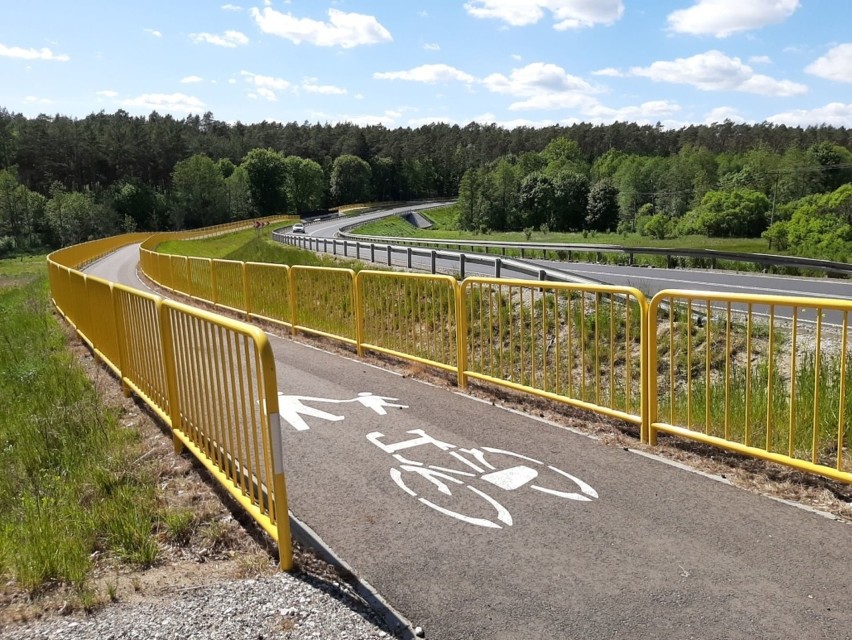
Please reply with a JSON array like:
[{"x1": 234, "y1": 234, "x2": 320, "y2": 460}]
[
  {"x1": 456, "y1": 281, "x2": 468, "y2": 389},
  {"x1": 495, "y1": 258, "x2": 502, "y2": 279},
  {"x1": 407, "y1": 247, "x2": 412, "y2": 269},
  {"x1": 356, "y1": 241, "x2": 361, "y2": 260},
  {"x1": 288, "y1": 268, "x2": 298, "y2": 336},
  {"x1": 387, "y1": 245, "x2": 392, "y2": 266},
  {"x1": 459, "y1": 253, "x2": 466, "y2": 281},
  {"x1": 157, "y1": 302, "x2": 184, "y2": 455},
  {"x1": 241, "y1": 262, "x2": 251, "y2": 321},
  {"x1": 371, "y1": 243, "x2": 375, "y2": 264},
  {"x1": 354, "y1": 271, "x2": 365, "y2": 358},
  {"x1": 209, "y1": 259, "x2": 217, "y2": 305},
  {"x1": 431, "y1": 250, "x2": 437, "y2": 274},
  {"x1": 539, "y1": 269, "x2": 547, "y2": 282},
  {"x1": 344, "y1": 241, "x2": 348, "y2": 257}
]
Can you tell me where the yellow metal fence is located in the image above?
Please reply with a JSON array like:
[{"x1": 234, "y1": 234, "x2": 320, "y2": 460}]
[
  {"x1": 48, "y1": 234, "x2": 294, "y2": 569},
  {"x1": 140, "y1": 237, "x2": 852, "y2": 484}
]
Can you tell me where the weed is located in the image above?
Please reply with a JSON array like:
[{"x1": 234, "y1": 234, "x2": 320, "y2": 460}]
[{"x1": 161, "y1": 509, "x2": 196, "y2": 546}]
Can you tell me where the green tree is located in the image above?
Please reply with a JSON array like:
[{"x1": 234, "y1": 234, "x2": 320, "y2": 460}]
[
  {"x1": 457, "y1": 168, "x2": 485, "y2": 231},
  {"x1": 678, "y1": 189, "x2": 769, "y2": 238},
  {"x1": 242, "y1": 148, "x2": 288, "y2": 215},
  {"x1": 330, "y1": 154, "x2": 372, "y2": 205},
  {"x1": 47, "y1": 183, "x2": 117, "y2": 246},
  {"x1": 171, "y1": 154, "x2": 228, "y2": 229},
  {"x1": 549, "y1": 171, "x2": 589, "y2": 232},
  {"x1": 585, "y1": 180, "x2": 620, "y2": 232},
  {"x1": 225, "y1": 166, "x2": 253, "y2": 220},
  {"x1": 518, "y1": 172, "x2": 554, "y2": 230},
  {"x1": 283, "y1": 156, "x2": 325, "y2": 213}
]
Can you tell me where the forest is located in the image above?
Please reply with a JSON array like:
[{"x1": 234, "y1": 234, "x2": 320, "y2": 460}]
[{"x1": 0, "y1": 106, "x2": 850, "y2": 259}]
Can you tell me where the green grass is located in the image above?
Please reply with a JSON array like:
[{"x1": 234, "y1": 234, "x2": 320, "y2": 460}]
[
  {"x1": 0, "y1": 274, "x2": 159, "y2": 593},
  {"x1": 351, "y1": 204, "x2": 769, "y2": 254},
  {"x1": 158, "y1": 225, "x2": 371, "y2": 271},
  {"x1": 0, "y1": 255, "x2": 48, "y2": 290}
]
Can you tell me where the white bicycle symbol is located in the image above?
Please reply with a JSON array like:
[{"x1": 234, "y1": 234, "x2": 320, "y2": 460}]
[{"x1": 367, "y1": 429, "x2": 598, "y2": 529}]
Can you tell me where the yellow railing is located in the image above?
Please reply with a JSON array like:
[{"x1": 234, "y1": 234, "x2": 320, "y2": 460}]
[
  {"x1": 649, "y1": 289, "x2": 852, "y2": 483},
  {"x1": 48, "y1": 233, "x2": 294, "y2": 570},
  {"x1": 459, "y1": 278, "x2": 649, "y2": 437},
  {"x1": 138, "y1": 232, "x2": 852, "y2": 485}
]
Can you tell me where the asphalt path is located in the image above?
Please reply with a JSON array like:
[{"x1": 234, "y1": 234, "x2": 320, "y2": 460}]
[{"x1": 85, "y1": 246, "x2": 852, "y2": 640}]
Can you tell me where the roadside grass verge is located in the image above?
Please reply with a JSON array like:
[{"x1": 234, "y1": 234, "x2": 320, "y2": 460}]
[
  {"x1": 157, "y1": 226, "x2": 368, "y2": 270},
  {"x1": 351, "y1": 205, "x2": 769, "y2": 254},
  {"x1": 0, "y1": 268, "x2": 159, "y2": 595}
]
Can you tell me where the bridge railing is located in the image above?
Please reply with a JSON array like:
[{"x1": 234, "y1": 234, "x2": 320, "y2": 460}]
[
  {"x1": 649, "y1": 289, "x2": 852, "y2": 483},
  {"x1": 137, "y1": 229, "x2": 852, "y2": 485},
  {"x1": 48, "y1": 234, "x2": 294, "y2": 570}
]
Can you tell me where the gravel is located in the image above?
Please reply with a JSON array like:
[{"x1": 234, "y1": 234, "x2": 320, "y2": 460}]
[{"x1": 2, "y1": 574, "x2": 396, "y2": 640}]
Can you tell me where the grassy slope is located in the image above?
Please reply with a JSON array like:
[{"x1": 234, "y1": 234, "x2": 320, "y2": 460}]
[
  {"x1": 0, "y1": 259, "x2": 159, "y2": 595},
  {"x1": 352, "y1": 205, "x2": 770, "y2": 254},
  {"x1": 156, "y1": 226, "x2": 369, "y2": 270}
]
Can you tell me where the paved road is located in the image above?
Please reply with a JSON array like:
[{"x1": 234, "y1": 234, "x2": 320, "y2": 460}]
[
  {"x1": 86, "y1": 246, "x2": 852, "y2": 640},
  {"x1": 290, "y1": 208, "x2": 852, "y2": 301}
]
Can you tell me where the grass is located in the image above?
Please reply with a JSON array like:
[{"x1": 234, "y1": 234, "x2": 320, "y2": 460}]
[
  {"x1": 351, "y1": 204, "x2": 770, "y2": 254},
  {"x1": 0, "y1": 268, "x2": 159, "y2": 593},
  {"x1": 157, "y1": 225, "x2": 371, "y2": 271}
]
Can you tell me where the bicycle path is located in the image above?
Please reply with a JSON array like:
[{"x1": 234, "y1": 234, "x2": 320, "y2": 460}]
[{"x1": 87, "y1": 246, "x2": 852, "y2": 640}]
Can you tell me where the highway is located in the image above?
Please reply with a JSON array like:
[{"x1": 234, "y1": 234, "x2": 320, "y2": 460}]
[
  {"x1": 290, "y1": 206, "x2": 852, "y2": 301},
  {"x1": 84, "y1": 243, "x2": 852, "y2": 640}
]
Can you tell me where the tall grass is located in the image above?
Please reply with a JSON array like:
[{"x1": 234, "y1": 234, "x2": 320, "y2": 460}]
[{"x1": 0, "y1": 270, "x2": 158, "y2": 592}]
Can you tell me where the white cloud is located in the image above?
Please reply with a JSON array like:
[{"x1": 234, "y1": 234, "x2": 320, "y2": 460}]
[
  {"x1": 667, "y1": 0, "x2": 799, "y2": 37},
  {"x1": 592, "y1": 67, "x2": 623, "y2": 77},
  {"x1": 631, "y1": 50, "x2": 807, "y2": 96},
  {"x1": 144, "y1": 28, "x2": 163, "y2": 38},
  {"x1": 423, "y1": 42, "x2": 440, "y2": 51},
  {"x1": 310, "y1": 110, "x2": 399, "y2": 127},
  {"x1": 464, "y1": 0, "x2": 623, "y2": 30},
  {"x1": 96, "y1": 90, "x2": 118, "y2": 98},
  {"x1": 481, "y1": 62, "x2": 600, "y2": 110},
  {"x1": 302, "y1": 79, "x2": 347, "y2": 95},
  {"x1": 221, "y1": 4, "x2": 243, "y2": 11},
  {"x1": 749, "y1": 55, "x2": 772, "y2": 64},
  {"x1": 766, "y1": 102, "x2": 852, "y2": 127},
  {"x1": 190, "y1": 30, "x2": 249, "y2": 48},
  {"x1": 0, "y1": 43, "x2": 69, "y2": 61},
  {"x1": 483, "y1": 62, "x2": 596, "y2": 95},
  {"x1": 181, "y1": 75, "x2": 203, "y2": 84},
  {"x1": 511, "y1": 54, "x2": 522, "y2": 61},
  {"x1": 805, "y1": 44, "x2": 852, "y2": 83},
  {"x1": 250, "y1": 7, "x2": 392, "y2": 48},
  {"x1": 241, "y1": 71, "x2": 293, "y2": 101},
  {"x1": 472, "y1": 113, "x2": 559, "y2": 128},
  {"x1": 584, "y1": 100, "x2": 682, "y2": 123},
  {"x1": 375, "y1": 64, "x2": 475, "y2": 84},
  {"x1": 121, "y1": 93, "x2": 206, "y2": 114},
  {"x1": 408, "y1": 116, "x2": 459, "y2": 127},
  {"x1": 24, "y1": 96, "x2": 53, "y2": 104},
  {"x1": 703, "y1": 106, "x2": 745, "y2": 124}
]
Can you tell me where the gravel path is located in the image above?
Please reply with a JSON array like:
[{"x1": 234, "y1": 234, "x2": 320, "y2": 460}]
[{"x1": 2, "y1": 574, "x2": 396, "y2": 640}]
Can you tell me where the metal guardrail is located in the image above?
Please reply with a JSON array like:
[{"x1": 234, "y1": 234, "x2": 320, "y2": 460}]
[
  {"x1": 274, "y1": 233, "x2": 596, "y2": 285},
  {"x1": 332, "y1": 230, "x2": 852, "y2": 277},
  {"x1": 49, "y1": 235, "x2": 294, "y2": 570},
  {"x1": 141, "y1": 238, "x2": 852, "y2": 483}
]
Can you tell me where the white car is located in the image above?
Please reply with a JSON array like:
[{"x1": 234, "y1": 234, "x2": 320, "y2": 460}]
[{"x1": 292, "y1": 223, "x2": 305, "y2": 234}]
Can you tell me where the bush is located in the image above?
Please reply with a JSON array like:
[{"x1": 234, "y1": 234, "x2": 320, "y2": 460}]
[{"x1": 0, "y1": 236, "x2": 15, "y2": 258}]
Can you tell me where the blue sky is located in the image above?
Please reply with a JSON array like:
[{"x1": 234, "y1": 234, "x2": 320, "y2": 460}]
[{"x1": 2, "y1": 0, "x2": 851, "y2": 129}]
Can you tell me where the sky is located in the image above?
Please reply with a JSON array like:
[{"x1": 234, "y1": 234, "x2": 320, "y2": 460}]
[{"x1": 2, "y1": 0, "x2": 851, "y2": 130}]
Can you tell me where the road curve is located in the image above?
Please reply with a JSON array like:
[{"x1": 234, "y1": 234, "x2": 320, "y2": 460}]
[{"x1": 82, "y1": 243, "x2": 852, "y2": 640}]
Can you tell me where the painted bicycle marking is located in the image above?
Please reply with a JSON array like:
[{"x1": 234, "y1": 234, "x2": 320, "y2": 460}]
[
  {"x1": 278, "y1": 391, "x2": 407, "y2": 431},
  {"x1": 278, "y1": 391, "x2": 598, "y2": 528},
  {"x1": 368, "y1": 429, "x2": 598, "y2": 529}
]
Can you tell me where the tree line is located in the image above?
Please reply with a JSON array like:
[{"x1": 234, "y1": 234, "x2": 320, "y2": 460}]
[
  {"x1": 454, "y1": 135, "x2": 852, "y2": 257},
  {"x1": 0, "y1": 106, "x2": 850, "y2": 255}
]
